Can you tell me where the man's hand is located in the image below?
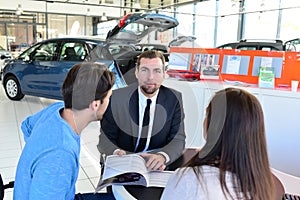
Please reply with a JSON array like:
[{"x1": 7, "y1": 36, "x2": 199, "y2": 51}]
[
  {"x1": 113, "y1": 149, "x2": 126, "y2": 155},
  {"x1": 140, "y1": 153, "x2": 166, "y2": 171}
]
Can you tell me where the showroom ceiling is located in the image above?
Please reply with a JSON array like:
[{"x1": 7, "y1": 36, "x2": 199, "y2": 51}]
[{"x1": 32, "y1": 0, "x2": 208, "y2": 11}]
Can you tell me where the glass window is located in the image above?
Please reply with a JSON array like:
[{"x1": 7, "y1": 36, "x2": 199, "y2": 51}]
[
  {"x1": 36, "y1": 25, "x2": 46, "y2": 43},
  {"x1": 108, "y1": 44, "x2": 122, "y2": 55},
  {"x1": 60, "y1": 42, "x2": 86, "y2": 61},
  {"x1": 158, "y1": 9, "x2": 177, "y2": 44},
  {"x1": 216, "y1": 0, "x2": 240, "y2": 46},
  {"x1": 158, "y1": 10, "x2": 175, "y2": 18},
  {"x1": 243, "y1": 0, "x2": 280, "y2": 39},
  {"x1": 219, "y1": 45, "x2": 233, "y2": 49},
  {"x1": 0, "y1": 24, "x2": 7, "y2": 50},
  {"x1": 32, "y1": 42, "x2": 58, "y2": 61},
  {"x1": 19, "y1": 15, "x2": 35, "y2": 24},
  {"x1": 36, "y1": 13, "x2": 46, "y2": 24},
  {"x1": 19, "y1": 44, "x2": 39, "y2": 59},
  {"x1": 86, "y1": 42, "x2": 113, "y2": 61},
  {"x1": 177, "y1": 4, "x2": 194, "y2": 38},
  {"x1": 279, "y1": 0, "x2": 300, "y2": 40},
  {"x1": 194, "y1": 14, "x2": 215, "y2": 48},
  {"x1": 85, "y1": 16, "x2": 93, "y2": 35},
  {"x1": 97, "y1": 20, "x2": 118, "y2": 39},
  {"x1": 238, "y1": 46, "x2": 257, "y2": 50},
  {"x1": 122, "y1": 22, "x2": 146, "y2": 36},
  {"x1": 48, "y1": 14, "x2": 66, "y2": 38},
  {"x1": 68, "y1": 15, "x2": 85, "y2": 36},
  {"x1": 7, "y1": 23, "x2": 33, "y2": 57},
  {"x1": 261, "y1": 47, "x2": 274, "y2": 51},
  {"x1": 0, "y1": 24, "x2": 5, "y2": 35}
]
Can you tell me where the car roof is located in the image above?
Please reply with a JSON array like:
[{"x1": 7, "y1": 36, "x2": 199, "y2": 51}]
[
  {"x1": 40, "y1": 37, "x2": 106, "y2": 44},
  {"x1": 217, "y1": 39, "x2": 284, "y2": 51}
]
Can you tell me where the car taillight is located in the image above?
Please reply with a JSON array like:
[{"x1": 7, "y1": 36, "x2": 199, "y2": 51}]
[{"x1": 119, "y1": 13, "x2": 131, "y2": 28}]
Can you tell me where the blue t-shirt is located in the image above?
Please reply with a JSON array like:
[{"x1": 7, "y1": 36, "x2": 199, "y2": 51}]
[{"x1": 14, "y1": 102, "x2": 81, "y2": 200}]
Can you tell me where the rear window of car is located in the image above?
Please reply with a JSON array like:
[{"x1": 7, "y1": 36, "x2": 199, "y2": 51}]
[
  {"x1": 217, "y1": 44, "x2": 233, "y2": 49},
  {"x1": 108, "y1": 44, "x2": 135, "y2": 55},
  {"x1": 260, "y1": 46, "x2": 280, "y2": 51},
  {"x1": 238, "y1": 46, "x2": 257, "y2": 50},
  {"x1": 122, "y1": 22, "x2": 147, "y2": 36},
  {"x1": 238, "y1": 45, "x2": 281, "y2": 51},
  {"x1": 218, "y1": 41, "x2": 283, "y2": 51}
]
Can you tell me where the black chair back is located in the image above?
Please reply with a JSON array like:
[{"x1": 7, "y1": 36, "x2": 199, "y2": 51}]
[
  {"x1": 0, "y1": 174, "x2": 4, "y2": 200},
  {"x1": 0, "y1": 174, "x2": 14, "y2": 200}
]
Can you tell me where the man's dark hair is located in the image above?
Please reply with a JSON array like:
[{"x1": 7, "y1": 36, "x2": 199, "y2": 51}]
[
  {"x1": 62, "y1": 62, "x2": 115, "y2": 110},
  {"x1": 136, "y1": 50, "x2": 165, "y2": 71}
]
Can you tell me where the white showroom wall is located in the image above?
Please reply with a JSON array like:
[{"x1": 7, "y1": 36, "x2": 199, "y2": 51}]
[{"x1": 0, "y1": 0, "x2": 121, "y2": 18}]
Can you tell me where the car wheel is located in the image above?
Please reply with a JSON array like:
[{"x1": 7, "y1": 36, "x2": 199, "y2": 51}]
[{"x1": 4, "y1": 76, "x2": 25, "y2": 101}]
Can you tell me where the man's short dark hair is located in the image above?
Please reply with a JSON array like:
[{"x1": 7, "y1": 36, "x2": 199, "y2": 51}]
[
  {"x1": 62, "y1": 62, "x2": 115, "y2": 110},
  {"x1": 136, "y1": 50, "x2": 165, "y2": 71}
]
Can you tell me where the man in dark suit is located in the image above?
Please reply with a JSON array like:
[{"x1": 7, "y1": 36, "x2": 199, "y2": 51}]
[{"x1": 97, "y1": 50, "x2": 186, "y2": 171}]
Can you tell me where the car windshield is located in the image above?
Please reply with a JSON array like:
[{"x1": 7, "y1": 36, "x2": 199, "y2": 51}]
[{"x1": 18, "y1": 43, "x2": 40, "y2": 59}]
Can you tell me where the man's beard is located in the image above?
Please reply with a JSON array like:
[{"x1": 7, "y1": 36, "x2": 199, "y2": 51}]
[{"x1": 141, "y1": 85, "x2": 159, "y2": 95}]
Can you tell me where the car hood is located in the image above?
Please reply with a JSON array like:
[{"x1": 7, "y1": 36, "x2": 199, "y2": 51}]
[
  {"x1": 106, "y1": 13, "x2": 179, "y2": 44},
  {"x1": 168, "y1": 36, "x2": 197, "y2": 47}
]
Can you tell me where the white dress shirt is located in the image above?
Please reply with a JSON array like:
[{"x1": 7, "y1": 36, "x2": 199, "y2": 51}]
[
  {"x1": 135, "y1": 87, "x2": 158, "y2": 152},
  {"x1": 135, "y1": 87, "x2": 170, "y2": 163}
]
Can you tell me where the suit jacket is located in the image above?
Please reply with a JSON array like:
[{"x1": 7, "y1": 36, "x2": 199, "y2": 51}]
[{"x1": 97, "y1": 83, "x2": 186, "y2": 165}]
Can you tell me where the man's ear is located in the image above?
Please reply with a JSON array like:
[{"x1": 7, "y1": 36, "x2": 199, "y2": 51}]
[
  {"x1": 162, "y1": 70, "x2": 166, "y2": 78},
  {"x1": 135, "y1": 67, "x2": 139, "y2": 79},
  {"x1": 91, "y1": 100, "x2": 101, "y2": 111}
]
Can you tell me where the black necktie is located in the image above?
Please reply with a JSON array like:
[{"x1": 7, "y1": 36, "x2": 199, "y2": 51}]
[{"x1": 136, "y1": 99, "x2": 152, "y2": 152}]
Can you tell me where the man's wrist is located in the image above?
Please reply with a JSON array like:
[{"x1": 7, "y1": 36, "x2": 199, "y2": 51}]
[
  {"x1": 157, "y1": 152, "x2": 170, "y2": 163},
  {"x1": 113, "y1": 149, "x2": 121, "y2": 155}
]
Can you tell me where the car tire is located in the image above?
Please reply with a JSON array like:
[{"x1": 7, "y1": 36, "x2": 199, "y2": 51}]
[{"x1": 4, "y1": 76, "x2": 24, "y2": 101}]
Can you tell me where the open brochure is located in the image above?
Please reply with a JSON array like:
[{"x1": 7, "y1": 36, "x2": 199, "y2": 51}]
[{"x1": 95, "y1": 154, "x2": 174, "y2": 192}]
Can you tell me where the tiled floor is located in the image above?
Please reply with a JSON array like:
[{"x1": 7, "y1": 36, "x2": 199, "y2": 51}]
[{"x1": 0, "y1": 81, "x2": 105, "y2": 199}]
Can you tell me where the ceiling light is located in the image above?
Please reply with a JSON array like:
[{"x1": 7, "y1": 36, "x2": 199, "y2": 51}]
[
  {"x1": 101, "y1": 12, "x2": 108, "y2": 21},
  {"x1": 86, "y1": 8, "x2": 91, "y2": 16},
  {"x1": 16, "y1": 4, "x2": 23, "y2": 16}
]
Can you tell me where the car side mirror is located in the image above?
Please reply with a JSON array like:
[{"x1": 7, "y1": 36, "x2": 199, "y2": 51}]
[{"x1": 1, "y1": 55, "x2": 8, "y2": 59}]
